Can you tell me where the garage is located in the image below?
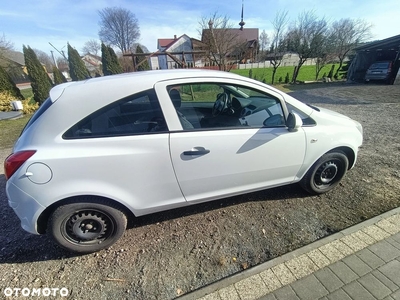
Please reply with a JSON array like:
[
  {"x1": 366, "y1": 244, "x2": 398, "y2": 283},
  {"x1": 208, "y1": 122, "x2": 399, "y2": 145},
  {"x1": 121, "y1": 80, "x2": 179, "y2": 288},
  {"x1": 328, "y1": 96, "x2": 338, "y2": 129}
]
[{"x1": 347, "y1": 34, "x2": 400, "y2": 84}]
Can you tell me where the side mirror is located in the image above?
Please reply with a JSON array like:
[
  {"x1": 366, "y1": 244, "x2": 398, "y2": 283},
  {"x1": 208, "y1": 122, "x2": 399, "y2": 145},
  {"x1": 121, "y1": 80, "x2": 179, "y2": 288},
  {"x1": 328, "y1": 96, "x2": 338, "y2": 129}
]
[{"x1": 286, "y1": 112, "x2": 303, "y2": 132}]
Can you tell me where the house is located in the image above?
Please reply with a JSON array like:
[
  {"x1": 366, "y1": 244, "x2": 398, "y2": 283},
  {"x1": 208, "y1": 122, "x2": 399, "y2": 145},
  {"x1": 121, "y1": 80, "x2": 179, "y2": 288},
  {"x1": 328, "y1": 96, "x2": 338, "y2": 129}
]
[
  {"x1": 152, "y1": 34, "x2": 195, "y2": 70},
  {"x1": 201, "y1": 26, "x2": 259, "y2": 64},
  {"x1": 81, "y1": 54, "x2": 102, "y2": 76},
  {"x1": 0, "y1": 50, "x2": 29, "y2": 84}
]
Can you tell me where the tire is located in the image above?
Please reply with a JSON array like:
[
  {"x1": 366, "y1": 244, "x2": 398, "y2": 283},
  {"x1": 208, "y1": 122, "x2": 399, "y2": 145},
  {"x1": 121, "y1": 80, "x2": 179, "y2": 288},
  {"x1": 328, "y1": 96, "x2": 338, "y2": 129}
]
[
  {"x1": 300, "y1": 151, "x2": 349, "y2": 194},
  {"x1": 48, "y1": 198, "x2": 127, "y2": 253}
]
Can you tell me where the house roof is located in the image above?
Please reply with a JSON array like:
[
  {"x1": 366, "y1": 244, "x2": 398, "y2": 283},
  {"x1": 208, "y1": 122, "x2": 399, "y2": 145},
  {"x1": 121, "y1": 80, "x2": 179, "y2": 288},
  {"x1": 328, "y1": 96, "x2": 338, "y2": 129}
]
[
  {"x1": 157, "y1": 34, "x2": 192, "y2": 51},
  {"x1": 1, "y1": 50, "x2": 25, "y2": 66},
  {"x1": 158, "y1": 38, "x2": 175, "y2": 48},
  {"x1": 201, "y1": 28, "x2": 259, "y2": 43}
]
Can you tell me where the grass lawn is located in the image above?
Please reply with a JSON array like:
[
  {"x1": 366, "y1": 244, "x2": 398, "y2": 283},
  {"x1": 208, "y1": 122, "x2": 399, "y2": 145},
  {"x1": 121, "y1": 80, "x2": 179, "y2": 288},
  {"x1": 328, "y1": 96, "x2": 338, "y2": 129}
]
[
  {"x1": 231, "y1": 64, "x2": 336, "y2": 85},
  {"x1": 20, "y1": 88, "x2": 34, "y2": 99},
  {"x1": 0, "y1": 115, "x2": 31, "y2": 149}
]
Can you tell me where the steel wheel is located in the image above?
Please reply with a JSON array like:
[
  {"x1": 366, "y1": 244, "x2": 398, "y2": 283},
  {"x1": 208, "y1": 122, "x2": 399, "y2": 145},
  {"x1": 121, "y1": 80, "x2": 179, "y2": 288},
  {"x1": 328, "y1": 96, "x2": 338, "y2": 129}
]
[
  {"x1": 300, "y1": 151, "x2": 349, "y2": 194},
  {"x1": 48, "y1": 199, "x2": 127, "y2": 253}
]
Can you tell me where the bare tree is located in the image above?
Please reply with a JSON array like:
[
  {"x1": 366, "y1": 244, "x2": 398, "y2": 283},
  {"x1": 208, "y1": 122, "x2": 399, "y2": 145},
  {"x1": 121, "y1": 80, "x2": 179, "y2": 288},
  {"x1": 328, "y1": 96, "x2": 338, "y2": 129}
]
[
  {"x1": 98, "y1": 7, "x2": 140, "y2": 53},
  {"x1": 259, "y1": 30, "x2": 269, "y2": 60},
  {"x1": 313, "y1": 34, "x2": 336, "y2": 80},
  {"x1": 0, "y1": 33, "x2": 13, "y2": 51},
  {"x1": 82, "y1": 39, "x2": 101, "y2": 56},
  {"x1": 199, "y1": 12, "x2": 248, "y2": 71},
  {"x1": 330, "y1": 18, "x2": 371, "y2": 79},
  {"x1": 0, "y1": 33, "x2": 14, "y2": 65},
  {"x1": 286, "y1": 11, "x2": 328, "y2": 83},
  {"x1": 269, "y1": 10, "x2": 289, "y2": 84},
  {"x1": 33, "y1": 49, "x2": 54, "y2": 72}
]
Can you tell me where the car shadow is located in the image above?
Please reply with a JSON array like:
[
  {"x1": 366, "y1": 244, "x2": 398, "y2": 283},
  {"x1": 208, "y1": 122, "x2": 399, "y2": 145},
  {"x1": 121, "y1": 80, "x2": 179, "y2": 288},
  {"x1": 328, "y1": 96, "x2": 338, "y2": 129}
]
[{"x1": 0, "y1": 174, "x2": 310, "y2": 264}]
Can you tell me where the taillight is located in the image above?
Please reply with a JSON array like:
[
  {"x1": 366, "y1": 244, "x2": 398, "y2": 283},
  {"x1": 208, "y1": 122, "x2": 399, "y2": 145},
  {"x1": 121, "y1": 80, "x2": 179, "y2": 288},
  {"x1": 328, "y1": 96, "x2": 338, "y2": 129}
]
[{"x1": 4, "y1": 150, "x2": 36, "y2": 180}]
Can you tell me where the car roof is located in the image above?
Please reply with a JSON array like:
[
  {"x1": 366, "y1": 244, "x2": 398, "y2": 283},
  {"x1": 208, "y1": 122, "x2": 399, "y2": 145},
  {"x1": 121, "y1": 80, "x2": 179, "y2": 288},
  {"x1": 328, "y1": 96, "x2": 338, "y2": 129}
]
[{"x1": 49, "y1": 69, "x2": 246, "y2": 102}]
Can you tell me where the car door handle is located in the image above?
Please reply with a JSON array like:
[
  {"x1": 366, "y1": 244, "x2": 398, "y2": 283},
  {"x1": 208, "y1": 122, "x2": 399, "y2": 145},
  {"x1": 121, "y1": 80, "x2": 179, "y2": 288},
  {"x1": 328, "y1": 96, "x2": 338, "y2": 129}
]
[{"x1": 183, "y1": 147, "x2": 210, "y2": 156}]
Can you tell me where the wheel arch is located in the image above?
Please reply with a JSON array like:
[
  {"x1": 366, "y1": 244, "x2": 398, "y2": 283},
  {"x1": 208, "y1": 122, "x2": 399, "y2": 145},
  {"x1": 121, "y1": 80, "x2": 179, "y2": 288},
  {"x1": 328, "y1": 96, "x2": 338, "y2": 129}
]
[
  {"x1": 327, "y1": 146, "x2": 356, "y2": 170},
  {"x1": 36, "y1": 195, "x2": 135, "y2": 234}
]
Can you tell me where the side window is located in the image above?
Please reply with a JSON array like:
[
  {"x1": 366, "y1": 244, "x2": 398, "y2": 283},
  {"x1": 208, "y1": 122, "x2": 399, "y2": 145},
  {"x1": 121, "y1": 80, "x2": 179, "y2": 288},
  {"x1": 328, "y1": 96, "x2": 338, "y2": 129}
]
[
  {"x1": 63, "y1": 90, "x2": 167, "y2": 139},
  {"x1": 166, "y1": 83, "x2": 285, "y2": 130}
]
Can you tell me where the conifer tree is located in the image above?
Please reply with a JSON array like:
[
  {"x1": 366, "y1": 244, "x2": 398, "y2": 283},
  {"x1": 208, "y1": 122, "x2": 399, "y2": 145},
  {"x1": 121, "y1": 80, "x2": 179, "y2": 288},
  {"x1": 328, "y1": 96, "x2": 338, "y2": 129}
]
[
  {"x1": 52, "y1": 66, "x2": 67, "y2": 85},
  {"x1": 101, "y1": 43, "x2": 123, "y2": 76},
  {"x1": 135, "y1": 45, "x2": 150, "y2": 71},
  {"x1": 23, "y1": 45, "x2": 52, "y2": 104},
  {"x1": 107, "y1": 46, "x2": 123, "y2": 74},
  {"x1": 68, "y1": 43, "x2": 90, "y2": 81},
  {"x1": 0, "y1": 65, "x2": 24, "y2": 99}
]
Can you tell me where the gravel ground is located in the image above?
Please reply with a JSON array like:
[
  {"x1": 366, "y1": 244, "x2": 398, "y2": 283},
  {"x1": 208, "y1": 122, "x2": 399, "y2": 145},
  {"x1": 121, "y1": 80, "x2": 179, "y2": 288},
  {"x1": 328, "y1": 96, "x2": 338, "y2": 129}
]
[{"x1": 1, "y1": 83, "x2": 399, "y2": 299}]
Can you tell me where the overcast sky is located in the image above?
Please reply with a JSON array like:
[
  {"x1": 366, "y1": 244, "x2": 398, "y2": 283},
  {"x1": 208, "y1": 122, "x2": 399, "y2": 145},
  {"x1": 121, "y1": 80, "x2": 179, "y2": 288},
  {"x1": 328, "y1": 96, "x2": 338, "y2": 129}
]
[{"x1": 1, "y1": 0, "x2": 399, "y2": 58}]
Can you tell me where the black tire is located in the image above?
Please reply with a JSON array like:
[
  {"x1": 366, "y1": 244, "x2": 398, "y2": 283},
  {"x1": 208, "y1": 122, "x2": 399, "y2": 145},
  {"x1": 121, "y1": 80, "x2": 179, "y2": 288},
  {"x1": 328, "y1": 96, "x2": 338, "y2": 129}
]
[
  {"x1": 48, "y1": 198, "x2": 127, "y2": 253},
  {"x1": 300, "y1": 151, "x2": 349, "y2": 194}
]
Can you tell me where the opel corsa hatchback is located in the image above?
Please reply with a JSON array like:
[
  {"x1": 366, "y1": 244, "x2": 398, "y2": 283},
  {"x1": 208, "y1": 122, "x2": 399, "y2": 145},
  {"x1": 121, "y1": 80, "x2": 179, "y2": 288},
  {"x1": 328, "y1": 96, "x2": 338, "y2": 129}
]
[{"x1": 5, "y1": 70, "x2": 363, "y2": 253}]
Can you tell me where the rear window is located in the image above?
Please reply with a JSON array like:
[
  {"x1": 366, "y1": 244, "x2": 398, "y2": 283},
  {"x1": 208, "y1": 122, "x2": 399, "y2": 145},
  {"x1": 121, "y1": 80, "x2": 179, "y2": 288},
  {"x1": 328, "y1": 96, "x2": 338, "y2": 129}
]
[
  {"x1": 369, "y1": 62, "x2": 390, "y2": 69},
  {"x1": 21, "y1": 97, "x2": 53, "y2": 134},
  {"x1": 63, "y1": 90, "x2": 167, "y2": 139}
]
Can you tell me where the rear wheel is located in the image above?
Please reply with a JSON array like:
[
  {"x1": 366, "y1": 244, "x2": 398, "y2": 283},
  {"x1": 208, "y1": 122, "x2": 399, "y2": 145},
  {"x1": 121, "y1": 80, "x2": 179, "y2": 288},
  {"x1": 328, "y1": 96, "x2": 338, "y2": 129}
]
[
  {"x1": 300, "y1": 151, "x2": 349, "y2": 194},
  {"x1": 48, "y1": 198, "x2": 127, "y2": 253}
]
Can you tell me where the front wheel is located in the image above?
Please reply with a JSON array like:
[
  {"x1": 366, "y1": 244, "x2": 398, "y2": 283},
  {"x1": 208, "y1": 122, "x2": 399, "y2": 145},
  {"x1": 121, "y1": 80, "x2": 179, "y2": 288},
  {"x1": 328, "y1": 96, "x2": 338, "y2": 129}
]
[
  {"x1": 300, "y1": 151, "x2": 349, "y2": 194},
  {"x1": 48, "y1": 199, "x2": 127, "y2": 253}
]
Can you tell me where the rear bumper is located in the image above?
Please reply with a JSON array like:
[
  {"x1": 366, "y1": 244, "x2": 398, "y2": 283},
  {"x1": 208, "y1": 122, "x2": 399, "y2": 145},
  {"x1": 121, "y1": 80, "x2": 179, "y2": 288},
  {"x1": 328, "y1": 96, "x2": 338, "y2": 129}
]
[
  {"x1": 365, "y1": 74, "x2": 389, "y2": 81},
  {"x1": 6, "y1": 181, "x2": 45, "y2": 235}
]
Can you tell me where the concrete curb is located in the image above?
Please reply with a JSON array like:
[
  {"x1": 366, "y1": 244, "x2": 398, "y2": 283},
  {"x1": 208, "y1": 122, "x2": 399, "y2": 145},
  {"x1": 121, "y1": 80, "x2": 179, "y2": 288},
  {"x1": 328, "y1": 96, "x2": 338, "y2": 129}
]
[{"x1": 179, "y1": 206, "x2": 400, "y2": 300}]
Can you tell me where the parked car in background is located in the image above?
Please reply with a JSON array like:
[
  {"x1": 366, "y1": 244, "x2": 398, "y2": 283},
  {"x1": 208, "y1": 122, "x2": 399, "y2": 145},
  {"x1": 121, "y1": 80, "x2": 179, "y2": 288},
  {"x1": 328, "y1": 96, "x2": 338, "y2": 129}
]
[
  {"x1": 4, "y1": 69, "x2": 363, "y2": 253},
  {"x1": 365, "y1": 60, "x2": 394, "y2": 84}
]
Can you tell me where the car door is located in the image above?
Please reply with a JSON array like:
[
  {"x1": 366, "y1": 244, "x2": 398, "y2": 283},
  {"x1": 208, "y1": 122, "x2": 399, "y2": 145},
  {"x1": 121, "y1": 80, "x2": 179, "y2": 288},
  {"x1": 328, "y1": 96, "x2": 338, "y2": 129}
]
[{"x1": 155, "y1": 79, "x2": 307, "y2": 203}]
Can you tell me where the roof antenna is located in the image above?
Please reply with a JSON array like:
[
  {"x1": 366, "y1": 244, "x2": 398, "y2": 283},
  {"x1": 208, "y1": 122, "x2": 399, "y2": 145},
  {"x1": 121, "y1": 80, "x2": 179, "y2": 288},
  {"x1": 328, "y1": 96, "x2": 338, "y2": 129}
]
[{"x1": 239, "y1": 0, "x2": 245, "y2": 30}]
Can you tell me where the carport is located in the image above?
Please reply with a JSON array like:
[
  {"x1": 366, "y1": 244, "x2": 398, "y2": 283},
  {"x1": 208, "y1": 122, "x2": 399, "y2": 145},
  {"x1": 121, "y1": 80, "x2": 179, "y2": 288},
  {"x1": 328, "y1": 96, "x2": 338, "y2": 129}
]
[{"x1": 347, "y1": 34, "x2": 400, "y2": 84}]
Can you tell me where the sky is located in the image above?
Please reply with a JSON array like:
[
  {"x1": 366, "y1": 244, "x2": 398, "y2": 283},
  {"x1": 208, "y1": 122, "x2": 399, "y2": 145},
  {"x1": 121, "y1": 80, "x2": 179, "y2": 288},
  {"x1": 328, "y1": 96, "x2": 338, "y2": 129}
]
[{"x1": 1, "y1": 0, "x2": 399, "y2": 59}]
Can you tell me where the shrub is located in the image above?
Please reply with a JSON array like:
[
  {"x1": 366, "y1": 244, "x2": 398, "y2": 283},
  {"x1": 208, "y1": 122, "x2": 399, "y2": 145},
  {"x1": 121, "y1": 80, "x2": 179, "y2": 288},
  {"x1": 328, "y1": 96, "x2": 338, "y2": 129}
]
[
  {"x1": 284, "y1": 72, "x2": 290, "y2": 84},
  {"x1": 278, "y1": 76, "x2": 283, "y2": 83},
  {"x1": 0, "y1": 91, "x2": 15, "y2": 111},
  {"x1": 0, "y1": 91, "x2": 38, "y2": 114},
  {"x1": 249, "y1": 69, "x2": 253, "y2": 79},
  {"x1": 22, "y1": 98, "x2": 39, "y2": 114}
]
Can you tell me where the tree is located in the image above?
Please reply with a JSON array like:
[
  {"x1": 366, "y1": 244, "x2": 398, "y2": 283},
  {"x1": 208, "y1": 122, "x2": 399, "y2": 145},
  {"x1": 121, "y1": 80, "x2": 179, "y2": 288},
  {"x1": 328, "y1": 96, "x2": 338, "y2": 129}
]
[
  {"x1": 33, "y1": 49, "x2": 54, "y2": 72},
  {"x1": 98, "y1": 7, "x2": 140, "y2": 53},
  {"x1": 269, "y1": 10, "x2": 289, "y2": 84},
  {"x1": 0, "y1": 33, "x2": 15, "y2": 71},
  {"x1": 259, "y1": 30, "x2": 269, "y2": 60},
  {"x1": 0, "y1": 65, "x2": 24, "y2": 100},
  {"x1": 285, "y1": 11, "x2": 328, "y2": 83},
  {"x1": 67, "y1": 43, "x2": 90, "y2": 81},
  {"x1": 52, "y1": 66, "x2": 67, "y2": 85},
  {"x1": 330, "y1": 18, "x2": 371, "y2": 79},
  {"x1": 23, "y1": 45, "x2": 52, "y2": 104},
  {"x1": 101, "y1": 43, "x2": 123, "y2": 75},
  {"x1": 0, "y1": 33, "x2": 14, "y2": 61},
  {"x1": 199, "y1": 12, "x2": 247, "y2": 71},
  {"x1": 135, "y1": 45, "x2": 150, "y2": 71},
  {"x1": 82, "y1": 39, "x2": 101, "y2": 56}
]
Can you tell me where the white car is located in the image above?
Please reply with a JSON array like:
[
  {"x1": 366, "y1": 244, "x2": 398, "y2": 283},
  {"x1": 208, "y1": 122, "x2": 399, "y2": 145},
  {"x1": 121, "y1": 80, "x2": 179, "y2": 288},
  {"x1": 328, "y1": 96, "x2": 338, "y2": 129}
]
[{"x1": 4, "y1": 69, "x2": 363, "y2": 253}]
